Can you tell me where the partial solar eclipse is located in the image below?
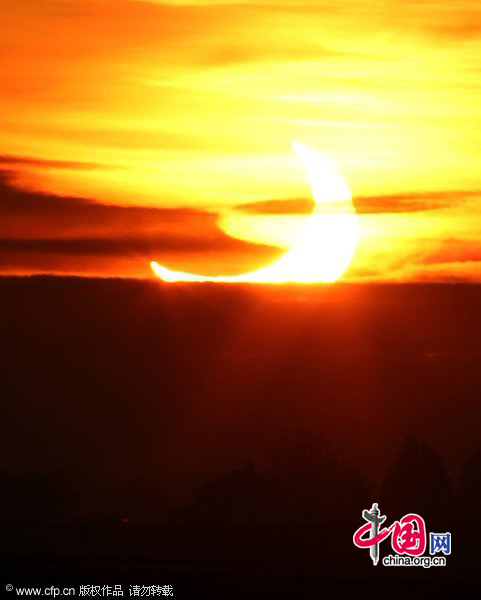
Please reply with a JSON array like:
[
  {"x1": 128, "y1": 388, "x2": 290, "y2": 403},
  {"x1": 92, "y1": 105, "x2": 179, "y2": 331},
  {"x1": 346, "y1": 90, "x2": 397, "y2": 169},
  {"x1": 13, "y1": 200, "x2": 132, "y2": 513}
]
[{"x1": 151, "y1": 142, "x2": 359, "y2": 283}]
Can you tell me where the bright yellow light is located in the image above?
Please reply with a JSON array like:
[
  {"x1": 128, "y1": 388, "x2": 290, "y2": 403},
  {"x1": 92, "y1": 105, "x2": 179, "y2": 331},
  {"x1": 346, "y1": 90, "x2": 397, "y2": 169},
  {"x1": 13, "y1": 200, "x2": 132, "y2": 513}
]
[{"x1": 151, "y1": 142, "x2": 359, "y2": 283}]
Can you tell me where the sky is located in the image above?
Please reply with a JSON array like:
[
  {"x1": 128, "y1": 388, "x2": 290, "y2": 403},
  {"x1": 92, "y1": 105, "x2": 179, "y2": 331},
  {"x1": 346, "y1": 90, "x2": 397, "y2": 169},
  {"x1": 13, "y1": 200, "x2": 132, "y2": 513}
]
[{"x1": 1, "y1": 0, "x2": 481, "y2": 280}]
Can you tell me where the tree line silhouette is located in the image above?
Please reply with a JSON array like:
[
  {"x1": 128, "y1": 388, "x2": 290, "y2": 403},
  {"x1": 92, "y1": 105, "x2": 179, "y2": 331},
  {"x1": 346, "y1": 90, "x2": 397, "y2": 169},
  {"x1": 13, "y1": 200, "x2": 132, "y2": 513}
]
[{"x1": 1, "y1": 433, "x2": 479, "y2": 534}]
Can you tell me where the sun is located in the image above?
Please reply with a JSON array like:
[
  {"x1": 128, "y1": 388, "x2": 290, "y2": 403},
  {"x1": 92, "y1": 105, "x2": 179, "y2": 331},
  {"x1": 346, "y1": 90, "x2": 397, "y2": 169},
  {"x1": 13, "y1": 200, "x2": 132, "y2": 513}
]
[{"x1": 151, "y1": 143, "x2": 359, "y2": 283}]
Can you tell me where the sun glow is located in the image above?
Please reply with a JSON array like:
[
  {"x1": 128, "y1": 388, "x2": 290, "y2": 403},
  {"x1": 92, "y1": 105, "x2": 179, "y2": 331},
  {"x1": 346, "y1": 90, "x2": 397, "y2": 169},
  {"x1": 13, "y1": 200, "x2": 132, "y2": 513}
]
[{"x1": 151, "y1": 142, "x2": 359, "y2": 283}]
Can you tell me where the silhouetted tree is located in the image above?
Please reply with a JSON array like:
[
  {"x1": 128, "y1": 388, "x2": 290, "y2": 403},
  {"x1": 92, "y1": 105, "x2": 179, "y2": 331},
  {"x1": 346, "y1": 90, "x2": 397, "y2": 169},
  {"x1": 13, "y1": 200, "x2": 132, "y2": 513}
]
[
  {"x1": 270, "y1": 434, "x2": 371, "y2": 525},
  {"x1": 458, "y1": 448, "x2": 481, "y2": 529},
  {"x1": 379, "y1": 434, "x2": 453, "y2": 528}
]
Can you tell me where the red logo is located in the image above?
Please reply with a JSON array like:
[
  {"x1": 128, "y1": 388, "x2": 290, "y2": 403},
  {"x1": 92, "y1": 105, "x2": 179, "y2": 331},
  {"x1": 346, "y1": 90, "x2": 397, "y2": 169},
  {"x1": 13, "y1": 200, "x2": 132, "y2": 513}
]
[{"x1": 353, "y1": 503, "x2": 426, "y2": 565}]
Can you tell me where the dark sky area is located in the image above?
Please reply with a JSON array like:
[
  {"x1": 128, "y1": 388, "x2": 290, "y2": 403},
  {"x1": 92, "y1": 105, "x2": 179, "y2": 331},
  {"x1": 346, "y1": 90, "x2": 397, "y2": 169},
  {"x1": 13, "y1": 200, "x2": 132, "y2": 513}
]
[
  {"x1": 1, "y1": 277, "x2": 480, "y2": 595},
  {"x1": 2, "y1": 278, "x2": 480, "y2": 496}
]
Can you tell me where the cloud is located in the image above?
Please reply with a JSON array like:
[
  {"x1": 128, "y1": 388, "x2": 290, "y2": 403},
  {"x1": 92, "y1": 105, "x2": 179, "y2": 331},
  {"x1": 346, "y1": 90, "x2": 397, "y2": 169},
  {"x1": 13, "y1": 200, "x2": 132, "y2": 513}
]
[
  {"x1": 236, "y1": 190, "x2": 481, "y2": 216},
  {"x1": 420, "y1": 239, "x2": 481, "y2": 266},
  {"x1": 195, "y1": 41, "x2": 345, "y2": 67},
  {"x1": 0, "y1": 155, "x2": 102, "y2": 171},
  {"x1": 434, "y1": 22, "x2": 481, "y2": 40},
  {"x1": 0, "y1": 234, "x2": 276, "y2": 257},
  {"x1": 354, "y1": 190, "x2": 480, "y2": 215},
  {"x1": 348, "y1": 238, "x2": 481, "y2": 283},
  {"x1": 0, "y1": 171, "x2": 213, "y2": 238},
  {"x1": 235, "y1": 198, "x2": 313, "y2": 215},
  {"x1": 0, "y1": 172, "x2": 280, "y2": 276}
]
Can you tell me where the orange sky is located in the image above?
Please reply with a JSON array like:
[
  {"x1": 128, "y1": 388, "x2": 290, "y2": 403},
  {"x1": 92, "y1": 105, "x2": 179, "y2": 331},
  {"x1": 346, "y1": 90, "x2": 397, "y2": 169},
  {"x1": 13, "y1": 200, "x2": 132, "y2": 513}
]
[{"x1": 1, "y1": 0, "x2": 481, "y2": 281}]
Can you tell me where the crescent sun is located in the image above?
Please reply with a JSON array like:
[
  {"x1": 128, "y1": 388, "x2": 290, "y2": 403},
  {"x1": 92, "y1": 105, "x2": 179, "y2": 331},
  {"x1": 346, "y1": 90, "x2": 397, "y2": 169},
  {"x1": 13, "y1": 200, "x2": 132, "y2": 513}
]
[{"x1": 151, "y1": 142, "x2": 359, "y2": 283}]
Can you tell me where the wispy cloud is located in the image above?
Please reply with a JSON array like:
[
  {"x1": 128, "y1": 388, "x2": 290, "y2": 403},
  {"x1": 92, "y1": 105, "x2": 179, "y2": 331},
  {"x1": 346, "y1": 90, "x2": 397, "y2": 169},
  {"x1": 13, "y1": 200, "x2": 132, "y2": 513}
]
[
  {"x1": 420, "y1": 239, "x2": 481, "y2": 266},
  {"x1": 235, "y1": 190, "x2": 481, "y2": 216},
  {"x1": 235, "y1": 198, "x2": 313, "y2": 215},
  {"x1": 0, "y1": 172, "x2": 279, "y2": 276},
  {"x1": 0, "y1": 155, "x2": 103, "y2": 171}
]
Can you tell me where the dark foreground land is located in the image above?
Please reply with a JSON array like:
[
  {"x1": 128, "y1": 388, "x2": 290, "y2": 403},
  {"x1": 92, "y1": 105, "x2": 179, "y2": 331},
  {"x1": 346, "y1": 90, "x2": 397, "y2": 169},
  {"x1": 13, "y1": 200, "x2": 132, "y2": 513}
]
[
  {"x1": 2, "y1": 522, "x2": 479, "y2": 597},
  {"x1": 1, "y1": 277, "x2": 480, "y2": 596}
]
